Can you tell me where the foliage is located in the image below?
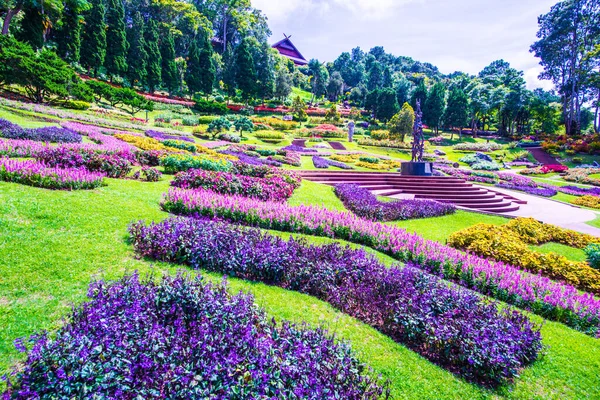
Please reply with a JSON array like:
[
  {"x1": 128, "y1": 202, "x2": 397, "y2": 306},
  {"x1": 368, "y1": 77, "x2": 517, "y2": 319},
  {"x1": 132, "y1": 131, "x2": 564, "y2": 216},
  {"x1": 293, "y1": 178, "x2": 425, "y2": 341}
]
[
  {"x1": 36, "y1": 147, "x2": 133, "y2": 178},
  {"x1": 448, "y1": 219, "x2": 600, "y2": 293},
  {"x1": 172, "y1": 169, "x2": 296, "y2": 202},
  {"x1": 453, "y1": 142, "x2": 504, "y2": 152},
  {"x1": 0, "y1": 157, "x2": 104, "y2": 190},
  {"x1": 185, "y1": 33, "x2": 215, "y2": 96},
  {"x1": 207, "y1": 117, "x2": 232, "y2": 139},
  {"x1": 252, "y1": 117, "x2": 299, "y2": 131},
  {"x1": 444, "y1": 86, "x2": 469, "y2": 131},
  {"x1": 335, "y1": 184, "x2": 455, "y2": 221},
  {"x1": 312, "y1": 156, "x2": 353, "y2": 170},
  {"x1": 104, "y1": 0, "x2": 128, "y2": 78},
  {"x1": 389, "y1": 102, "x2": 414, "y2": 142},
  {"x1": 585, "y1": 244, "x2": 600, "y2": 270},
  {"x1": 125, "y1": 12, "x2": 148, "y2": 86},
  {"x1": 193, "y1": 99, "x2": 228, "y2": 115},
  {"x1": 159, "y1": 154, "x2": 232, "y2": 174},
  {"x1": 235, "y1": 38, "x2": 258, "y2": 100},
  {"x1": 496, "y1": 183, "x2": 557, "y2": 197},
  {"x1": 572, "y1": 195, "x2": 600, "y2": 209},
  {"x1": 161, "y1": 188, "x2": 600, "y2": 337},
  {"x1": 233, "y1": 116, "x2": 254, "y2": 136},
  {"x1": 2, "y1": 272, "x2": 385, "y2": 399},
  {"x1": 356, "y1": 138, "x2": 412, "y2": 149},
  {"x1": 130, "y1": 217, "x2": 541, "y2": 386},
  {"x1": 136, "y1": 166, "x2": 162, "y2": 182}
]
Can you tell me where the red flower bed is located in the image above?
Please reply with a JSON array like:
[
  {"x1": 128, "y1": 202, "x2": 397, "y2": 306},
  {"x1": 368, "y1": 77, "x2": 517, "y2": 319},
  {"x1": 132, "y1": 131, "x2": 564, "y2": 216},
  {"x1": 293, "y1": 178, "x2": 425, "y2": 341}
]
[{"x1": 541, "y1": 164, "x2": 568, "y2": 173}]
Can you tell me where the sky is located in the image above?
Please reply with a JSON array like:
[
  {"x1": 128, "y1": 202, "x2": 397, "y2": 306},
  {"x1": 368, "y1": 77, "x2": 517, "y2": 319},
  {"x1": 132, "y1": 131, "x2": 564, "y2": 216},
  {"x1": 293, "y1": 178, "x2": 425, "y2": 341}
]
[{"x1": 251, "y1": 0, "x2": 558, "y2": 90}]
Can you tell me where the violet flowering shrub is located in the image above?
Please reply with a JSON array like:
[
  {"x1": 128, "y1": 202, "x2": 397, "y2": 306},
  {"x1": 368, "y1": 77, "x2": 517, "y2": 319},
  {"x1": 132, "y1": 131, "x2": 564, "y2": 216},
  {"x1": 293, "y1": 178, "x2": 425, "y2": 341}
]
[
  {"x1": 539, "y1": 183, "x2": 600, "y2": 197},
  {"x1": 145, "y1": 129, "x2": 195, "y2": 143},
  {"x1": 161, "y1": 187, "x2": 600, "y2": 337},
  {"x1": 495, "y1": 183, "x2": 557, "y2": 197},
  {"x1": 335, "y1": 184, "x2": 455, "y2": 221},
  {"x1": 281, "y1": 144, "x2": 318, "y2": 153},
  {"x1": 230, "y1": 161, "x2": 302, "y2": 188},
  {"x1": 496, "y1": 172, "x2": 537, "y2": 187},
  {"x1": 129, "y1": 217, "x2": 542, "y2": 385},
  {"x1": 36, "y1": 147, "x2": 133, "y2": 178},
  {"x1": 2, "y1": 273, "x2": 387, "y2": 399},
  {"x1": 171, "y1": 169, "x2": 296, "y2": 201},
  {"x1": 61, "y1": 122, "x2": 137, "y2": 152},
  {"x1": 312, "y1": 156, "x2": 353, "y2": 169},
  {"x1": 0, "y1": 122, "x2": 82, "y2": 143},
  {"x1": 0, "y1": 157, "x2": 104, "y2": 190},
  {"x1": 220, "y1": 150, "x2": 283, "y2": 167},
  {"x1": 0, "y1": 138, "x2": 48, "y2": 158}
]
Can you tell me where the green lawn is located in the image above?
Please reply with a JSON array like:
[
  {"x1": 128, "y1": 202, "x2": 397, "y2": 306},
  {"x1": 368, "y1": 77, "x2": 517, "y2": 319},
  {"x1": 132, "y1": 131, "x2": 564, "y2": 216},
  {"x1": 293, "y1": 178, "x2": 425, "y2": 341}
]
[
  {"x1": 531, "y1": 243, "x2": 588, "y2": 262},
  {"x1": 1, "y1": 178, "x2": 600, "y2": 398}
]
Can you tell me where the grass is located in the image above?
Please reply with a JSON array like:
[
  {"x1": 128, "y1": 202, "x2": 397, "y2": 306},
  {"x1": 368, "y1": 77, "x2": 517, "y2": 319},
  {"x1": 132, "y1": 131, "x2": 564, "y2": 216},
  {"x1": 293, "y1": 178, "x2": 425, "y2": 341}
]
[
  {"x1": 1, "y1": 179, "x2": 600, "y2": 399},
  {"x1": 0, "y1": 107, "x2": 58, "y2": 129},
  {"x1": 587, "y1": 215, "x2": 600, "y2": 229},
  {"x1": 531, "y1": 243, "x2": 588, "y2": 262}
]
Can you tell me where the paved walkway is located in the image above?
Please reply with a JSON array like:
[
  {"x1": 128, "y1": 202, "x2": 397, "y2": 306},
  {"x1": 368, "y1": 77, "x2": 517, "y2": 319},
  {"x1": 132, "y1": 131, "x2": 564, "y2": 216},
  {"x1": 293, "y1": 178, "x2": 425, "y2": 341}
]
[{"x1": 478, "y1": 185, "x2": 600, "y2": 236}]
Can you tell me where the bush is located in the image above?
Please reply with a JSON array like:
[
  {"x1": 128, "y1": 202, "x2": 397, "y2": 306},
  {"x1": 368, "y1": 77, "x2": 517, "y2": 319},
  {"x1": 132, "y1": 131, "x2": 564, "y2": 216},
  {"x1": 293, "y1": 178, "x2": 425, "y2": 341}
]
[
  {"x1": 181, "y1": 116, "x2": 199, "y2": 126},
  {"x1": 159, "y1": 154, "x2": 232, "y2": 174},
  {"x1": 359, "y1": 156, "x2": 379, "y2": 164},
  {"x1": 335, "y1": 184, "x2": 455, "y2": 221},
  {"x1": 145, "y1": 130, "x2": 195, "y2": 143},
  {"x1": 2, "y1": 273, "x2": 385, "y2": 399},
  {"x1": 572, "y1": 195, "x2": 600, "y2": 209},
  {"x1": 160, "y1": 187, "x2": 600, "y2": 336},
  {"x1": 62, "y1": 100, "x2": 91, "y2": 110},
  {"x1": 36, "y1": 147, "x2": 132, "y2": 178},
  {"x1": 194, "y1": 99, "x2": 228, "y2": 115},
  {"x1": 140, "y1": 166, "x2": 162, "y2": 181},
  {"x1": 254, "y1": 131, "x2": 286, "y2": 140},
  {"x1": 471, "y1": 161, "x2": 502, "y2": 171},
  {"x1": 171, "y1": 169, "x2": 296, "y2": 201},
  {"x1": 369, "y1": 130, "x2": 390, "y2": 140},
  {"x1": 252, "y1": 117, "x2": 299, "y2": 131},
  {"x1": 197, "y1": 116, "x2": 218, "y2": 124},
  {"x1": 161, "y1": 139, "x2": 197, "y2": 153},
  {"x1": 129, "y1": 217, "x2": 542, "y2": 386},
  {"x1": 114, "y1": 133, "x2": 165, "y2": 151},
  {"x1": 448, "y1": 219, "x2": 600, "y2": 293},
  {"x1": 155, "y1": 113, "x2": 173, "y2": 123},
  {"x1": 585, "y1": 244, "x2": 600, "y2": 269},
  {"x1": 356, "y1": 138, "x2": 412, "y2": 149},
  {"x1": 453, "y1": 143, "x2": 503, "y2": 152}
]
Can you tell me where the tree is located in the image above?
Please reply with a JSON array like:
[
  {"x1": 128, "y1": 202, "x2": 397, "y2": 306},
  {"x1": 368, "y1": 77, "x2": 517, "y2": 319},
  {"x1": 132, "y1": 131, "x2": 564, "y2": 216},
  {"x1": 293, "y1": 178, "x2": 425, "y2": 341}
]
[
  {"x1": 308, "y1": 59, "x2": 329, "y2": 102},
  {"x1": 531, "y1": 0, "x2": 600, "y2": 135},
  {"x1": 105, "y1": 0, "x2": 128, "y2": 79},
  {"x1": 144, "y1": 19, "x2": 162, "y2": 93},
  {"x1": 207, "y1": 116, "x2": 232, "y2": 139},
  {"x1": 326, "y1": 71, "x2": 344, "y2": 101},
  {"x1": 118, "y1": 87, "x2": 153, "y2": 115},
  {"x1": 233, "y1": 116, "x2": 254, "y2": 137},
  {"x1": 444, "y1": 86, "x2": 469, "y2": 139},
  {"x1": 80, "y1": 0, "x2": 106, "y2": 76},
  {"x1": 411, "y1": 80, "x2": 427, "y2": 111},
  {"x1": 222, "y1": 46, "x2": 237, "y2": 98},
  {"x1": 367, "y1": 61, "x2": 383, "y2": 91},
  {"x1": 290, "y1": 95, "x2": 308, "y2": 121},
  {"x1": 15, "y1": 5, "x2": 44, "y2": 49},
  {"x1": 55, "y1": 0, "x2": 88, "y2": 63},
  {"x1": 423, "y1": 82, "x2": 446, "y2": 133},
  {"x1": 274, "y1": 68, "x2": 292, "y2": 102},
  {"x1": 160, "y1": 30, "x2": 179, "y2": 95},
  {"x1": 126, "y1": 12, "x2": 148, "y2": 87},
  {"x1": 389, "y1": 102, "x2": 415, "y2": 142},
  {"x1": 382, "y1": 66, "x2": 394, "y2": 88},
  {"x1": 376, "y1": 88, "x2": 400, "y2": 121},
  {"x1": 0, "y1": 35, "x2": 35, "y2": 89},
  {"x1": 185, "y1": 32, "x2": 215, "y2": 97},
  {"x1": 17, "y1": 48, "x2": 77, "y2": 103},
  {"x1": 395, "y1": 74, "x2": 412, "y2": 106},
  {"x1": 255, "y1": 42, "x2": 276, "y2": 102},
  {"x1": 235, "y1": 38, "x2": 257, "y2": 101},
  {"x1": 324, "y1": 104, "x2": 341, "y2": 123}
]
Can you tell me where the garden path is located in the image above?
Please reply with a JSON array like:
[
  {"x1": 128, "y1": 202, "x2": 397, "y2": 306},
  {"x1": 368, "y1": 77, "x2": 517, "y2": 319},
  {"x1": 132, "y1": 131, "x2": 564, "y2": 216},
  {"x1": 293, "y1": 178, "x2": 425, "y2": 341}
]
[
  {"x1": 478, "y1": 185, "x2": 600, "y2": 236},
  {"x1": 527, "y1": 147, "x2": 562, "y2": 165}
]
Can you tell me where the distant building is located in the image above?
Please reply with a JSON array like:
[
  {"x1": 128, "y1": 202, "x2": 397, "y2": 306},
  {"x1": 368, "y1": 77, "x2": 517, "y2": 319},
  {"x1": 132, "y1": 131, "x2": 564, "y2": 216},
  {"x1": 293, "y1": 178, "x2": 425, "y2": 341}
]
[{"x1": 272, "y1": 34, "x2": 308, "y2": 66}]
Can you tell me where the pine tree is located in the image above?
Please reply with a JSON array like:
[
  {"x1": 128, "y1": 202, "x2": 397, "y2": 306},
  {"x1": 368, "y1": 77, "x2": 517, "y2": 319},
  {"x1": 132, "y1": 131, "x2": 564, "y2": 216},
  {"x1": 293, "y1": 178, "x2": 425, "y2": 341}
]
[
  {"x1": 423, "y1": 82, "x2": 446, "y2": 134},
  {"x1": 274, "y1": 68, "x2": 292, "y2": 102},
  {"x1": 160, "y1": 30, "x2": 179, "y2": 95},
  {"x1": 15, "y1": 6, "x2": 44, "y2": 50},
  {"x1": 185, "y1": 34, "x2": 214, "y2": 96},
  {"x1": 235, "y1": 38, "x2": 257, "y2": 101},
  {"x1": 126, "y1": 12, "x2": 148, "y2": 87},
  {"x1": 80, "y1": 0, "x2": 106, "y2": 75},
  {"x1": 444, "y1": 86, "x2": 469, "y2": 139},
  {"x1": 55, "y1": 0, "x2": 85, "y2": 63},
  {"x1": 411, "y1": 80, "x2": 427, "y2": 111},
  {"x1": 105, "y1": 0, "x2": 128, "y2": 80},
  {"x1": 255, "y1": 42, "x2": 275, "y2": 102},
  {"x1": 222, "y1": 46, "x2": 237, "y2": 98},
  {"x1": 144, "y1": 19, "x2": 162, "y2": 93}
]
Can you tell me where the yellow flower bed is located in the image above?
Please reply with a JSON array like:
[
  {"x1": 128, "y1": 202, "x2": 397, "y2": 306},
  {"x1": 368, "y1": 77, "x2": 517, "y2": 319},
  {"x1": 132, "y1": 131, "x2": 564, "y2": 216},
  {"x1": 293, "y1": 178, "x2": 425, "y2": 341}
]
[
  {"x1": 355, "y1": 159, "x2": 401, "y2": 171},
  {"x1": 330, "y1": 154, "x2": 360, "y2": 163},
  {"x1": 115, "y1": 133, "x2": 166, "y2": 151},
  {"x1": 571, "y1": 195, "x2": 600, "y2": 210},
  {"x1": 251, "y1": 117, "x2": 299, "y2": 131},
  {"x1": 448, "y1": 218, "x2": 600, "y2": 293}
]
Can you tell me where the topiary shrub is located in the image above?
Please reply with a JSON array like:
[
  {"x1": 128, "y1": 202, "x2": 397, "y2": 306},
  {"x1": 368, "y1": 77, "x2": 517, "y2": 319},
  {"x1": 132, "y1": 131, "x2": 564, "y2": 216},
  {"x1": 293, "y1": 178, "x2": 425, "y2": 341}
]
[{"x1": 585, "y1": 244, "x2": 600, "y2": 269}]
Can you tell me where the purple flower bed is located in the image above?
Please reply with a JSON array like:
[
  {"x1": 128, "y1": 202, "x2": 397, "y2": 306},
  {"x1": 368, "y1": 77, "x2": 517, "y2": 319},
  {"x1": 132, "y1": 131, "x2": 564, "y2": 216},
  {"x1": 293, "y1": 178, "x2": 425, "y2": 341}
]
[
  {"x1": 281, "y1": 144, "x2": 318, "y2": 153},
  {"x1": 335, "y1": 184, "x2": 455, "y2": 221},
  {"x1": 496, "y1": 172, "x2": 537, "y2": 187},
  {"x1": 2, "y1": 273, "x2": 386, "y2": 399},
  {"x1": 36, "y1": 147, "x2": 133, "y2": 178},
  {"x1": 312, "y1": 156, "x2": 353, "y2": 170},
  {"x1": 539, "y1": 184, "x2": 600, "y2": 197},
  {"x1": 0, "y1": 138, "x2": 47, "y2": 158},
  {"x1": 61, "y1": 122, "x2": 136, "y2": 152},
  {"x1": 220, "y1": 150, "x2": 283, "y2": 167},
  {"x1": 0, "y1": 157, "x2": 104, "y2": 190},
  {"x1": 328, "y1": 141, "x2": 347, "y2": 150},
  {"x1": 0, "y1": 120, "x2": 82, "y2": 143},
  {"x1": 171, "y1": 169, "x2": 296, "y2": 201},
  {"x1": 130, "y1": 217, "x2": 542, "y2": 385},
  {"x1": 145, "y1": 129, "x2": 195, "y2": 142},
  {"x1": 161, "y1": 187, "x2": 600, "y2": 337},
  {"x1": 496, "y1": 183, "x2": 557, "y2": 197}
]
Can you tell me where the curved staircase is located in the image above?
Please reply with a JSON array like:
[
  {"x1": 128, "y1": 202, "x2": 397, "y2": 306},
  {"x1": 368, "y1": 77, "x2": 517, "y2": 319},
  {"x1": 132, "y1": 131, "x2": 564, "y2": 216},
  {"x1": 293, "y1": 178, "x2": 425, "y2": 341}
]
[{"x1": 300, "y1": 171, "x2": 525, "y2": 213}]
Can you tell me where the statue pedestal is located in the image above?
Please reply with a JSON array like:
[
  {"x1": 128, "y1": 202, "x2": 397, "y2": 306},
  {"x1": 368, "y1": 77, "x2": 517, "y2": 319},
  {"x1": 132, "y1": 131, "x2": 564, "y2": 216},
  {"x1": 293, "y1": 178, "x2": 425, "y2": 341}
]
[{"x1": 400, "y1": 162, "x2": 433, "y2": 176}]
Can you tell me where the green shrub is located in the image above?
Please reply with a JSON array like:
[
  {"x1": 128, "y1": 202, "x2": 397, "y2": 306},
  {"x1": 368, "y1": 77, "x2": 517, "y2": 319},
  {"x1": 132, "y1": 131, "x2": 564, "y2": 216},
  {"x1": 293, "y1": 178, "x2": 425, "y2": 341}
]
[
  {"x1": 254, "y1": 131, "x2": 286, "y2": 140},
  {"x1": 198, "y1": 116, "x2": 217, "y2": 124},
  {"x1": 155, "y1": 113, "x2": 173, "y2": 123},
  {"x1": 194, "y1": 99, "x2": 228, "y2": 115},
  {"x1": 162, "y1": 140, "x2": 197, "y2": 153},
  {"x1": 62, "y1": 100, "x2": 91, "y2": 110},
  {"x1": 359, "y1": 156, "x2": 379, "y2": 164},
  {"x1": 585, "y1": 244, "x2": 600, "y2": 269},
  {"x1": 182, "y1": 116, "x2": 199, "y2": 126},
  {"x1": 160, "y1": 154, "x2": 232, "y2": 174}
]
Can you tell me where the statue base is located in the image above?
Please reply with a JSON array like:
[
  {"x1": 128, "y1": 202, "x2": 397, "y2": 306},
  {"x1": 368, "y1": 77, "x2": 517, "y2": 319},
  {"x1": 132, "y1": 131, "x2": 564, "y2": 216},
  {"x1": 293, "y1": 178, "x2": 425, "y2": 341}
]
[{"x1": 400, "y1": 162, "x2": 433, "y2": 176}]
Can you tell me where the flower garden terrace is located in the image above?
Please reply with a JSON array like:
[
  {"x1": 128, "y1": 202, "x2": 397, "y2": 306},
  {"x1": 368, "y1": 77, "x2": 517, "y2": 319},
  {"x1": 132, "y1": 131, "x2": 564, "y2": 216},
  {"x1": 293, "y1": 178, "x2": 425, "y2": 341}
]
[{"x1": 0, "y1": 101, "x2": 600, "y2": 399}]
